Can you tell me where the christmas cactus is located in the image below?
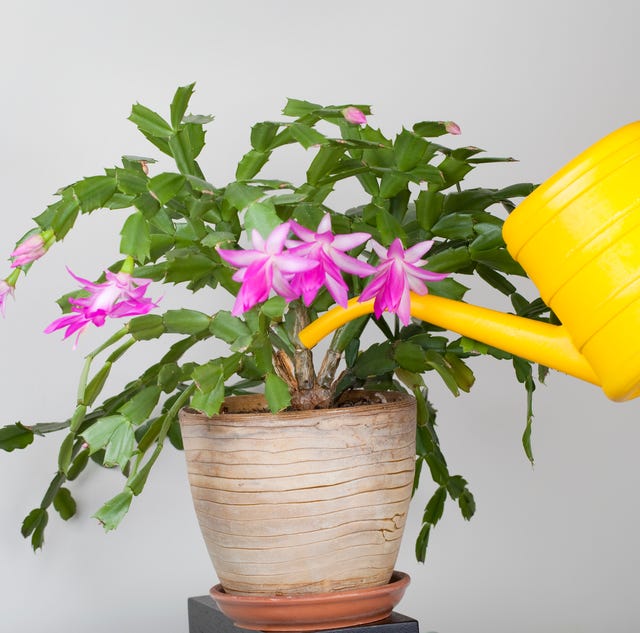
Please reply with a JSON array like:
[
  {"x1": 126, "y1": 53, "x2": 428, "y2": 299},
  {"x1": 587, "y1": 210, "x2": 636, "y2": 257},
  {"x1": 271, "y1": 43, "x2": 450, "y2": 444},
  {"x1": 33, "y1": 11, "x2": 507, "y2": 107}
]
[{"x1": 0, "y1": 84, "x2": 546, "y2": 561}]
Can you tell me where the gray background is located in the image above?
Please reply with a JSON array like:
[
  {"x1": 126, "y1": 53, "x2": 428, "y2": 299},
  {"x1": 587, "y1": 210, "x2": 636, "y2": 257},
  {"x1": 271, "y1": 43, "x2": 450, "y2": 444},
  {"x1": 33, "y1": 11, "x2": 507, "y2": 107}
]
[{"x1": 1, "y1": 1, "x2": 640, "y2": 631}]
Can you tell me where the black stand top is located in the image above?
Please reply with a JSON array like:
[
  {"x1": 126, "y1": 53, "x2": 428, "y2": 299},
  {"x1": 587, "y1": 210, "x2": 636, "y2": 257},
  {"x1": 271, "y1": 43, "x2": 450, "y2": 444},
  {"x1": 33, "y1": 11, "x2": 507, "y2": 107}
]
[{"x1": 188, "y1": 595, "x2": 420, "y2": 633}]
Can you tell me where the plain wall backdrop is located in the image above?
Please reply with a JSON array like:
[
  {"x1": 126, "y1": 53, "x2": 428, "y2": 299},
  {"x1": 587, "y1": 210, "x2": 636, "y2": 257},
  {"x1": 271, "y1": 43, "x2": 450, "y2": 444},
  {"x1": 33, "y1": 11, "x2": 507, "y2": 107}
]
[{"x1": 1, "y1": 1, "x2": 640, "y2": 631}]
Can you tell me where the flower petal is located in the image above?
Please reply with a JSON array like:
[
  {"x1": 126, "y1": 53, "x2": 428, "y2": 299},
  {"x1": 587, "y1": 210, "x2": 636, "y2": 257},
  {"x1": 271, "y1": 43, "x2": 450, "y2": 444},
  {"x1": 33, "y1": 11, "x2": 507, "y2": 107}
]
[
  {"x1": 323, "y1": 270, "x2": 349, "y2": 307},
  {"x1": 251, "y1": 229, "x2": 266, "y2": 252},
  {"x1": 370, "y1": 240, "x2": 389, "y2": 260},
  {"x1": 329, "y1": 248, "x2": 376, "y2": 277},
  {"x1": 271, "y1": 269, "x2": 299, "y2": 301},
  {"x1": 275, "y1": 254, "x2": 318, "y2": 274},
  {"x1": 265, "y1": 222, "x2": 291, "y2": 255},
  {"x1": 331, "y1": 232, "x2": 372, "y2": 251},
  {"x1": 403, "y1": 240, "x2": 434, "y2": 262},
  {"x1": 218, "y1": 248, "x2": 263, "y2": 268},
  {"x1": 359, "y1": 269, "x2": 389, "y2": 302},
  {"x1": 405, "y1": 263, "x2": 448, "y2": 282},
  {"x1": 407, "y1": 275, "x2": 429, "y2": 295},
  {"x1": 317, "y1": 213, "x2": 332, "y2": 233},
  {"x1": 289, "y1": 221, "x2": 317, "y2": 243},
  {"x1": 387, "y1": 238, "x2": 405, "y2": 259},
  {"x1": 396, "y1": 282, "x2": 412, "y2": 325}
]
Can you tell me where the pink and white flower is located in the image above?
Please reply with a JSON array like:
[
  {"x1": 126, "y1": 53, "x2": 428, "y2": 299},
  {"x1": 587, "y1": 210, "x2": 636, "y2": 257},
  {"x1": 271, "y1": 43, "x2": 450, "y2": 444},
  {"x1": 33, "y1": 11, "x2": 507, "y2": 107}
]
[
  {"x1": 286, "y1": 214, "x2": 375, "y2": 307},
  {"x1": 45, "y1": 268, "x2": 158, "y2": 346},
  {"x1": 359, "y1": 238, "x2": 448, "y2": 325},
  {"x1": 341, "y1": 106, "x2": 367, "y2": 125},
  {"x1": 217, "y1": 223, "x2": 318, "y2": 316},
  {"x1": 0, "y1": 279, "x2": 14, "y2": 317}
]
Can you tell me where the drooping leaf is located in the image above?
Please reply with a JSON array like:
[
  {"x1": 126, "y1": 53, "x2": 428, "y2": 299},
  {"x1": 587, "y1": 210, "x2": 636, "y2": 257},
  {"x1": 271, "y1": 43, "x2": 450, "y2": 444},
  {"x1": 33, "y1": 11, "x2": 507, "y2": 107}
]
[
  {"x1": 81, "y1": 415, "x2": 127, "y2": 455},
  {"x1": 94, "y1": 488, "x2": 134, "y2": 531},
  {"x1": 458, "y1": 489, "x2": 476, "y2": 520},
  {"x1": 83, "y1": 363, "x2": 112, "y2": 407},
  {"x1": 103, "y1": 420, "x2": 136, "y2": 469},
  {"x1": 127, "y1": 448, "x2": 162, "y2": 496},
  {"x1": 415, "y1": 523, "x2": 431, "y2": 563},
  {"x1": 21, "y1": 508, "x2": 48, "y2": 550},
  {"x1": 66, "y1": 447, "x2": 90, "y2": 481},
  {"x1": 0, "y1": 422, "x2": 34, "y2": 451},
  {"x1": 57, "y1": 432, "x2": 75, "y2": 475},
  {"x1": 53, "y1": 487, "x2": 77, "y2": 521},
  {"x1": 422, "y1": 486, "x2": 447, "y2": 525},
  {"x1": 119, "y1": 386, "x2": 161, "y2": 426}
]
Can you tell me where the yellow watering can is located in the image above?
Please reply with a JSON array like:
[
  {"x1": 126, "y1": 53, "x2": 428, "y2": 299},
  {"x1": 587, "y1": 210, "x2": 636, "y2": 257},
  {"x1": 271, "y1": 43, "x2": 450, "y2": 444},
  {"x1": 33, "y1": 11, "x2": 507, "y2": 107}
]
[{"x1": 299, "y1": 122, "x2": 640, "y2": 402}]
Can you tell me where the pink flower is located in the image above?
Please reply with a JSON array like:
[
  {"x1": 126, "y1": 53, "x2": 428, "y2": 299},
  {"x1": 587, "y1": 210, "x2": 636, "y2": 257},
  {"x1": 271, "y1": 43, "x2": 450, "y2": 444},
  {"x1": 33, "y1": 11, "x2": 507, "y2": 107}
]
[
  {"x1": 342, "y1": 106, "x2": 367, "y2": 125},
  {"x1": 359, "y1": 238, "x2": 448, "y2": 325},
  {"x1": 286, "y1": 214, "x2": 375, "y2": 307},
  {"x1": 11, "y1": 234, "x2": 47, "y2": 268},
  {"x1": 217, "y1": 223, "x2": 318, "y2": 316},
  {"x1": 445, "y1": 121, "x2": 461, "y2": 135},
  {"x1": 0, "y1": 279, "x2": 14, "y2": 317},
  {"x1": 45, "y1": 268, "x2": 158, "y2": 346}
]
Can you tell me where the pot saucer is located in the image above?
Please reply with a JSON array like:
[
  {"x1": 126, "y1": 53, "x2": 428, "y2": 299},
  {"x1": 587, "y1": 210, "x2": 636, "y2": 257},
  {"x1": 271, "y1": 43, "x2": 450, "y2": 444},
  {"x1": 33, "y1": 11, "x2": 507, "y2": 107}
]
[{"x1": 210, "y1": 571, "x2": 410, "y2": 631}]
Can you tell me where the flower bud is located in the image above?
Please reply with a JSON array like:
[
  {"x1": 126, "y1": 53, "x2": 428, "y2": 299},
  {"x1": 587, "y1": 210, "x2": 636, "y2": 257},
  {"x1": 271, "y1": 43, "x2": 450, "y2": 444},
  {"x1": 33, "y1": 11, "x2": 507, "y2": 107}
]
[
  {"x1": 445, "y1": 121, "x2": 461, "y2": 135},
  {"x1": 10, "y1": 234, "x2": 46, "y2": 267},
  {"x1": 342, "y1": 107, "x2": 367, "y2": 125}
]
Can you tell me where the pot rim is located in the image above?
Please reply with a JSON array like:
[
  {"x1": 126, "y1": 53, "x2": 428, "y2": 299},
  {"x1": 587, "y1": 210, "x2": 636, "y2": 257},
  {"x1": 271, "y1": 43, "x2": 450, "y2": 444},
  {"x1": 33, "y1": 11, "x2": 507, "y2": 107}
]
[{"x1": 180, "y1": 389, "x2": 416, "y2": 422}]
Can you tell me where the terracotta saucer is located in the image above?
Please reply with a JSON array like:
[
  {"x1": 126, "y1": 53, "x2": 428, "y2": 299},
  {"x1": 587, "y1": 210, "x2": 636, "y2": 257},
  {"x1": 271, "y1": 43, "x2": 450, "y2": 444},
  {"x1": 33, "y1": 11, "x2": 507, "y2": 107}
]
[{"x1": 209, "y1": 571, "x2": 410, "y2": 631}]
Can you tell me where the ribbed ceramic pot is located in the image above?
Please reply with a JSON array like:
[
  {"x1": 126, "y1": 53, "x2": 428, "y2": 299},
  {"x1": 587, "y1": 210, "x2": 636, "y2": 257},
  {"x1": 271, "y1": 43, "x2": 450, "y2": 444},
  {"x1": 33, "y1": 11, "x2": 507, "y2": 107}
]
[{"x1": 179, "y1": 390, "x2": 416, "y2": 596}]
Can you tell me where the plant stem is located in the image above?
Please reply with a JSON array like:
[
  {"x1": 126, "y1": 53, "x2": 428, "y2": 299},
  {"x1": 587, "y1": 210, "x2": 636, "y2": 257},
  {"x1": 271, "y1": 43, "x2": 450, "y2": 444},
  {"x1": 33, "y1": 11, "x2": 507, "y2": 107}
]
[
  {"x1": 292, "y1": 302, "x2": 316, "y2": 391},
  {"x1": 317, "y1": 337, "x2": 342, "y2": 388}
]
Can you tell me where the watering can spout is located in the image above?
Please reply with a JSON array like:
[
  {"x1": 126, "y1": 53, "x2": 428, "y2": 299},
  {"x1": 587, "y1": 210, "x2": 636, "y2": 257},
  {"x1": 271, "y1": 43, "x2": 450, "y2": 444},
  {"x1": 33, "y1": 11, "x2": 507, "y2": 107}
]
[
  {"x1": 300, "y1": 121, "x2": 640, "y2": 403},
  {"x1": 298, "y1": 293, "x2": 600, "y2": 387}
]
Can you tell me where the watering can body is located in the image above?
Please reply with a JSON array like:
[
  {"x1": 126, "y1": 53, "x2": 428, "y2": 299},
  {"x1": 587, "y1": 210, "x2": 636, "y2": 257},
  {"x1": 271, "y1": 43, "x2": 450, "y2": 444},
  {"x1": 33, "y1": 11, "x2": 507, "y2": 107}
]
[{"x1": 299, "y1": 122, "x2": 640, "y2": 402}]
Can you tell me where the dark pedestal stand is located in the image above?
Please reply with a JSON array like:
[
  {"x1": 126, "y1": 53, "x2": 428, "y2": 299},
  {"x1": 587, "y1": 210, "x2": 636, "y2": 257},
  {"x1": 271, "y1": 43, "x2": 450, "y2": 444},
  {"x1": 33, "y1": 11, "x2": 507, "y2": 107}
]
[{"x1": 188, "y1": 595, "x2": 420, "y2": 633}]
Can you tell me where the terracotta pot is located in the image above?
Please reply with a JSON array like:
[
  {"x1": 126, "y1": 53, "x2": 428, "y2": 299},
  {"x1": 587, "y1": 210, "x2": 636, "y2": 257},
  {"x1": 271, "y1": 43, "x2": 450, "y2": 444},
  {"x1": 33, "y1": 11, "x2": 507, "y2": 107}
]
[{"x1": 179, "y1": 390, "x2": 416, "y2": 596}]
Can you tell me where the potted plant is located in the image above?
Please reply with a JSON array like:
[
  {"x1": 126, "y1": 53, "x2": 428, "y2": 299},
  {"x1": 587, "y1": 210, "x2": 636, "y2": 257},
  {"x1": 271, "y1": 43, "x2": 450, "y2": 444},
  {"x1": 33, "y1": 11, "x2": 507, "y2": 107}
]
[{"x1": 0, "y1": 84, "x2": 544, "y2": 628}]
